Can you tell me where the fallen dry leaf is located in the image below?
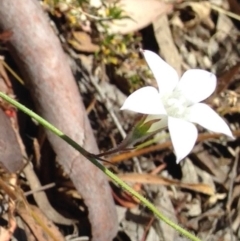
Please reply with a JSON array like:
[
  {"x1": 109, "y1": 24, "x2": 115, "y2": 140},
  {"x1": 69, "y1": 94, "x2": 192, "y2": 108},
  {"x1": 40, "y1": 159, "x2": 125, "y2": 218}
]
[
  {"x1": 69, "y1": 31, "x2": 99, "y2": 53},
  {"x1": 153, "y1": 14, "x2": 182, "y2": 76},
  {"x1": 118, "y1": 173, "x2": 215, "y2": 195},
  {"x1": 106, "y1": 0, "x2": 173, "y2": 34}
]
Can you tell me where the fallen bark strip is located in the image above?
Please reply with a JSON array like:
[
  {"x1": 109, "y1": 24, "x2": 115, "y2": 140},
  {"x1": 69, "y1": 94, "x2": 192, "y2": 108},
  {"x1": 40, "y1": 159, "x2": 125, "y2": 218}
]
[{"x1": 0, "y1": 1, "x2": 117, "y2": 240}]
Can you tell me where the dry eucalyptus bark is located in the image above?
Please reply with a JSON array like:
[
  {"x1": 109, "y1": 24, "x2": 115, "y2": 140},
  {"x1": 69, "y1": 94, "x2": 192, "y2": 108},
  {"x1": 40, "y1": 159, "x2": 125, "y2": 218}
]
[{"x1": 0, "y1": 1, "x2": 118, "y2": 240}]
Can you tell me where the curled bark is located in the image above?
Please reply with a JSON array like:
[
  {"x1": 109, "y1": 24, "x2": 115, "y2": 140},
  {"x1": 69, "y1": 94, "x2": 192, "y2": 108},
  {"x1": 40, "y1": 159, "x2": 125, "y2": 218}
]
[{"x1": 0, "y1": 1, "x2": 118, "y2": 240}]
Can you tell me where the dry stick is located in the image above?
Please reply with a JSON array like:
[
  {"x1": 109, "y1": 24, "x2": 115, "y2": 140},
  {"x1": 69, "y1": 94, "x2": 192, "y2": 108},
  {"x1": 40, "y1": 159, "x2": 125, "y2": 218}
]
[
  {"x1": 0, "y1": 92, "x2": 203, "y2": 241},
  {"x1": 1, "y1": 60, "x2": 24, "y2": 85},
  {"x1": 24, "y1": 183, "x2": 55, "y2": 197},
  {"x1": 110, "y1": 131, "x2": 240, "y2": 163},
  {"x1": 211, "y1": 3, "x2": 240, "y2": 22}
]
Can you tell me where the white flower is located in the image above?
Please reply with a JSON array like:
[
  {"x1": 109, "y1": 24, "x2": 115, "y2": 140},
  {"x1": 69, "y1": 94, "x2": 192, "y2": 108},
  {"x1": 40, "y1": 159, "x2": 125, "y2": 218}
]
[{"x1": 121, "y1": 50, "x2": 234, "y2": 163}]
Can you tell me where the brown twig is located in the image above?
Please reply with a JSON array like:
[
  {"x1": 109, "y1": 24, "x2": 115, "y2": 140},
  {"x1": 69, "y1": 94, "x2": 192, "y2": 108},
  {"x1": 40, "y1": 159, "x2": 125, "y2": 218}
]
[{"x1": 110, "y1": 130, "x2": 240, "y2": 163}]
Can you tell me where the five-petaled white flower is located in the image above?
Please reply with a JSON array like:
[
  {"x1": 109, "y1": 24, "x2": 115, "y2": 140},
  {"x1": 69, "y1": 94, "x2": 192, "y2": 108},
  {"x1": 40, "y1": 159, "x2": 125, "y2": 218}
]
[{"x1": 121, "y1": 50, "x2": 234, "y2": 163}]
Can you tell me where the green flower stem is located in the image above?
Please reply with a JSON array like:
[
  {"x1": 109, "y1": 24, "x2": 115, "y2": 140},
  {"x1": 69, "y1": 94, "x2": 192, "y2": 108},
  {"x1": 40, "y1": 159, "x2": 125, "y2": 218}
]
[{"x1": 0, "y1": 92, "x2": 202, "y2": 241}]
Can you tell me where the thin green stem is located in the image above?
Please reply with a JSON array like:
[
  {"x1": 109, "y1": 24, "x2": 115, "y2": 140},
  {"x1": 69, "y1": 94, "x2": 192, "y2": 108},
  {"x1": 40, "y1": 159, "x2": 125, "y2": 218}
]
[{"x1": 0, "y1": 92, "x2": 202, "y2": 241}]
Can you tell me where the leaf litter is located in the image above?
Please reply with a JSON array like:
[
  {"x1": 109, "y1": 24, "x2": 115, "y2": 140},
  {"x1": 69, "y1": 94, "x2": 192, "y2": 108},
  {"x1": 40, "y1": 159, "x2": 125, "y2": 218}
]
[{"x1": 1, "y1": 0, "x2": 240, "y2": 240}]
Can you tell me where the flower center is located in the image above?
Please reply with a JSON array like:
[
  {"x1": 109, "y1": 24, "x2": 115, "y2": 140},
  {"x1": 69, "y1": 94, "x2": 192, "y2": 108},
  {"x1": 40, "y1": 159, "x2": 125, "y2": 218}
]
[{"x1": 161, "y1": 90, "x2": 191, "y2": 118}]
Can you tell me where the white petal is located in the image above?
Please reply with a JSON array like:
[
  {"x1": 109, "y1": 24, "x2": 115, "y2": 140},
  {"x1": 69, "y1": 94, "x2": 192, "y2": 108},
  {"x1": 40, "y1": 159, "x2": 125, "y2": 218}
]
[
  {"x1": 177, "y1": 69, "x2": 216, "y2": 103},
  {"x1": 120, "y1": 86, "x2": 166, "y2": 115},
  {"x1": 186, "y1": 103, "x2": 234, "y2": 138},
  {"x1": 168, "y1": 117, "x2": 198, "y2": 163},
  {"x1": 141, "y1": 50, "x2": 179, "y2": 93},
  {"x1": 144, "y1": 115, "x2": 168, "y2": 132}
]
